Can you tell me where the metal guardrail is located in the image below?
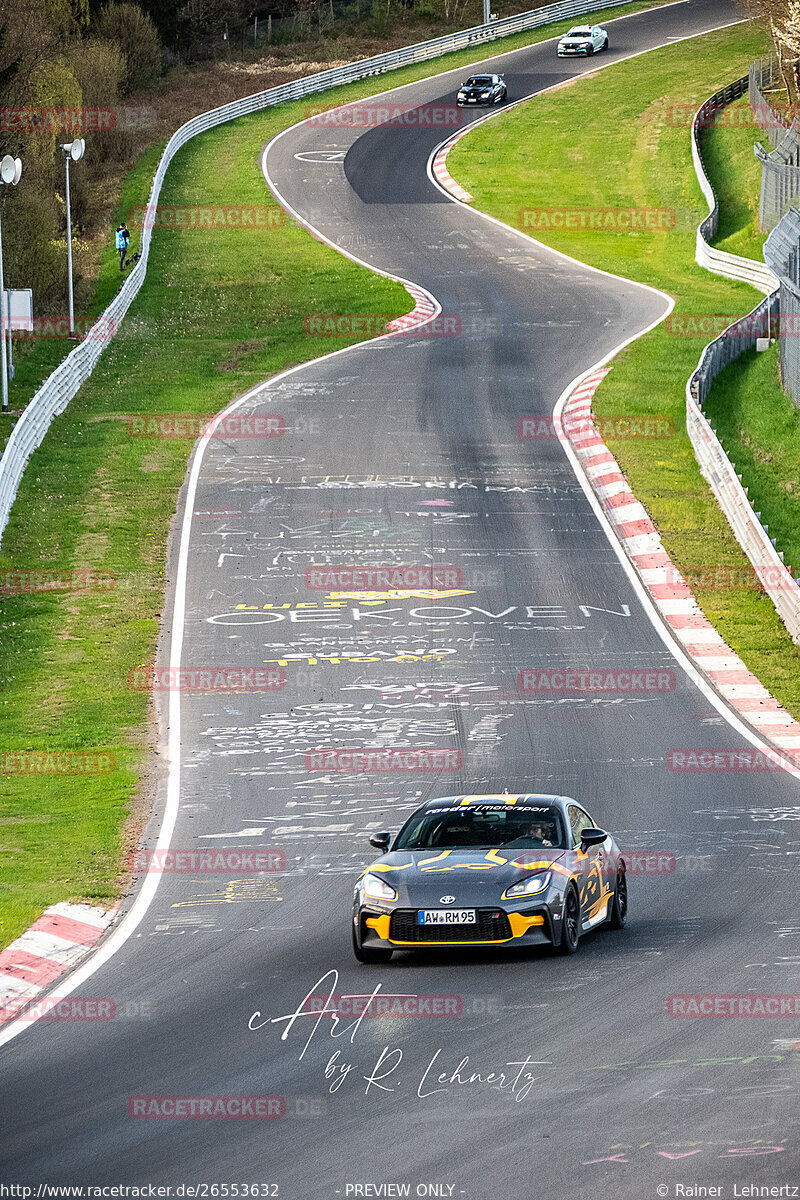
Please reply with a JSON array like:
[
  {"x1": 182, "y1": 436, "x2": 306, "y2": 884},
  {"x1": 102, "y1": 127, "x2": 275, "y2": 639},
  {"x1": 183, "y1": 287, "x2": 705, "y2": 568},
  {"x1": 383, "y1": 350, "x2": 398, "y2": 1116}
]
[
  {"x1": 688, "y1": 82, "x2": 800, "y2": 647},
  {"x1": 694, "y1": 75, "x2": 779, "y2": 294},
  {"x1": 751, "y1": 54, "x2": 800, "y2": 231},
  {"x1": 0, "y1": 0, "x2": 636, "y2": 549},
  {"x1": 688, "y1": 292, "x2": 778, "y2": 406}
]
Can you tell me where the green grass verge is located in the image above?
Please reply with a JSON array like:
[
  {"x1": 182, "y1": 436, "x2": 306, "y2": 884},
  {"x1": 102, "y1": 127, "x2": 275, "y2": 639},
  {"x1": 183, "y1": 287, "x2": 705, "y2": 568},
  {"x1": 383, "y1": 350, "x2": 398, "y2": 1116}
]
[
  {"x1": 0, "y1": 0, "x2": 666, "y2": 948},
  {"x1": 702, "y1": 93, "x2": 765, "y2": 259},
  {"x1": 704, "y1": 344, "x2": 800, "y2": 581},
  {"x1": 696, "y1": 92, "x2": 800, "y2": 613},
  {"x1": 449, "y1": 22, "x2": 800, "y2": 718},
  {"x1": 4, "y1": 144, "x2": 166, "y2": 417},
  {"x1": 0, "y1": 120, "x2": 407, "y2": 948}
]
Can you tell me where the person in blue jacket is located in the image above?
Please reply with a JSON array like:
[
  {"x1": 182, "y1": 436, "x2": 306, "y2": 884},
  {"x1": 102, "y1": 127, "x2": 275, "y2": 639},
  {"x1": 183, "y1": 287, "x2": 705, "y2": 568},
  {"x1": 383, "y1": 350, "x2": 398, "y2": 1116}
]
[{"x1": 115, "y1": 223, "x2": 130, "y2": 270}]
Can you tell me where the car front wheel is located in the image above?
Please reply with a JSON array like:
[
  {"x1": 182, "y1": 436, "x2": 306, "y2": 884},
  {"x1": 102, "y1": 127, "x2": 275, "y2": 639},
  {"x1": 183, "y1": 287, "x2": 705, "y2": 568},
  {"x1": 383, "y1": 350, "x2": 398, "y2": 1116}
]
[
  {"x1": 609, "y1": 867, "x2": 627, "y2": 929},
  {"x1": 602, "y1": 37, "x2": 608, "y2": 50},
  {"x1": 558, "y1": 886, "x2": 580, "y2": 954}
]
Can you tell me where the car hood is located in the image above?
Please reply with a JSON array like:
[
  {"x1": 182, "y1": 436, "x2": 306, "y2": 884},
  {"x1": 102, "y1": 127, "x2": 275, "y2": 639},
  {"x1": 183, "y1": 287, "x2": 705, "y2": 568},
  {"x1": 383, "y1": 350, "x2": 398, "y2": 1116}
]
[
  {"x1": 363, "y1": 848, "x2": 568, "y2": 905},
  {"x1": 460, "y1": 84, "x2": 492, "y2": 92},
  {"x1": 560, "y1": 35, "x2": 592, "y2": 42}
]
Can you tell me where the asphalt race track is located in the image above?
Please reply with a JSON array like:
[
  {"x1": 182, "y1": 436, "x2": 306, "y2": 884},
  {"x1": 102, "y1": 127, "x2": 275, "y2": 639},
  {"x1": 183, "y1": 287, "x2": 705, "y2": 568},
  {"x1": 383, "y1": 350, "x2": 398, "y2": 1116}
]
[{"x1": 4, "y1": 2, "x2": 800, "y2": 1196}]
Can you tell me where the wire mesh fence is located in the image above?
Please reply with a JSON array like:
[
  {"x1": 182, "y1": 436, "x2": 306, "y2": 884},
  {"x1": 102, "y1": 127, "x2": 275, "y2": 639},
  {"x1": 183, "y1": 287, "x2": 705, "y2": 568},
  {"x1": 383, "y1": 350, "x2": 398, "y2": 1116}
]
[
  {"x1": 751, "y1": 54, "x2": 800, "y2": 231},
  {"x1": 764, "y1": 205, "x2": 800, "y2": 408}
]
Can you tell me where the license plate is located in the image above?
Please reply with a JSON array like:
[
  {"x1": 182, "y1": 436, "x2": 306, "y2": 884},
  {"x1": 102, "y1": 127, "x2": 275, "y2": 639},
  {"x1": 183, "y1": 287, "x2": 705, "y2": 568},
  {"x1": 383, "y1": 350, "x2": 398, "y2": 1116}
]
[{"x1": 419, "y1": 909, "x2": 476, "y2": 925}]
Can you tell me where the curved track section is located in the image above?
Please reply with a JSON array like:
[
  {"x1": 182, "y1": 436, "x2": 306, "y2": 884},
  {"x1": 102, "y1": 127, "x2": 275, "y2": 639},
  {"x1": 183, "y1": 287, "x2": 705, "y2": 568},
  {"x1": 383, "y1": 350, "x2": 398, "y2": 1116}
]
[{"x1": 5, "y1": 5, "x2": 799, "y2": 1198}]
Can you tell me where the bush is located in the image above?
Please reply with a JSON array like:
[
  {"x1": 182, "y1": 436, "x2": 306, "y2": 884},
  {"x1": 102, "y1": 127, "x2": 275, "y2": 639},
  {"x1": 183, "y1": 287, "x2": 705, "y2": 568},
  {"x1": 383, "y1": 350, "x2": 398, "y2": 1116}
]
[
  {"x1": 3, "y1": 186, "x2": 66, "y2": 312},
  {"x1": 69, "y1": 38, "x2": 130, "y2": 163},
  {"x1": 369, "y1": 0, "x2": 391, "y2": 34},
  {"x1": 95, "y1": 3, "x2": 162, "y2": 94},
  {"x1": 69, "y1": 38, "x2": 126, "y2": 110}
]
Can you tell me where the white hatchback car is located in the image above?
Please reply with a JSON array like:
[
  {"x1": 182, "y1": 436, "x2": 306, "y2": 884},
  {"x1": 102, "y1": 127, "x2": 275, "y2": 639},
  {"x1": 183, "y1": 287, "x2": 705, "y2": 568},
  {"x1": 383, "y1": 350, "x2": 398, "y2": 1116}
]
[{"x1": 557, "y1": 24, "x2": 609, "y2": 56}]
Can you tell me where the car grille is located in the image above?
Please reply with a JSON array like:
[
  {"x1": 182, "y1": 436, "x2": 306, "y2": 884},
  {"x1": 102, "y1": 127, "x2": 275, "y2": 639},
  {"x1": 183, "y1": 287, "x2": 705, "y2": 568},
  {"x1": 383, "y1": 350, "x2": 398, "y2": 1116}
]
[{"x1": 389, "y1": 909, "x2": 513, "y2": 943}]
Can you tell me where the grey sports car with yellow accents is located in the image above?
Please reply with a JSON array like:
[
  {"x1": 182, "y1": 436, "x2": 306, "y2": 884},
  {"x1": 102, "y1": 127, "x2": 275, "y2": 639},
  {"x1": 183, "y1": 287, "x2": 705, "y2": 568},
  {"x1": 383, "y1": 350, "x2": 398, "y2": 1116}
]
[{"x1": 352, "y1": 793, "x2": 627, "y2": 962}]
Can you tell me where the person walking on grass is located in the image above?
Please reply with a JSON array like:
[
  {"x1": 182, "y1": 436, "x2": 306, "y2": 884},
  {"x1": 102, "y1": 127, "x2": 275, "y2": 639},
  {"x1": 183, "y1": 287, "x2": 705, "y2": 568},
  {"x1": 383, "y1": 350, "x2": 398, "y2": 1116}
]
[{"x1": 115, "y1": 222, "x2": 130, "y2": 271}]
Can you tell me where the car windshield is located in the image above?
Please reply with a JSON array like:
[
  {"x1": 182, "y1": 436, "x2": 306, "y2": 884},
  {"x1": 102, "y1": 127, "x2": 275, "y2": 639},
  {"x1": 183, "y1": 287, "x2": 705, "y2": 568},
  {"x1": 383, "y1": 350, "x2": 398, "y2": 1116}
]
[
  {"x1": 466, "y1": 77, "x2": 493, "y2": 86},
  {"x1": 395, "y1": 805, "x2": 566, "y2": 850},
  {"x1": 567, "y1": 28, "x2": 592, "y2": 36}
]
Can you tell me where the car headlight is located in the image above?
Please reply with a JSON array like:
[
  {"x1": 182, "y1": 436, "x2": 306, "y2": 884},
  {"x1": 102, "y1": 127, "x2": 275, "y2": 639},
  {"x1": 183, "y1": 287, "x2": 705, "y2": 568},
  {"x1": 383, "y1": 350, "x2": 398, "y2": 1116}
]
[
  {"x1": 503, "y1": 871, "x2": 551, "y2": 899},
  {"x1": 458, "y1": 92, "x2": 466, "y2": 98},
  {"x1": 361, "y1": 872, "x2": 398, "y2": 901},
  {"x1": 481, "y1": 90, "x2": 491, "y2": 96}
]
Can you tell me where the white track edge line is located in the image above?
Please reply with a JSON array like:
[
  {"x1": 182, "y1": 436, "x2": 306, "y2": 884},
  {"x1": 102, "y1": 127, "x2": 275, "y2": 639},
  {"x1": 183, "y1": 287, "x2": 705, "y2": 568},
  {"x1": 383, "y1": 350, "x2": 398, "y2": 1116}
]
[
  {"x1": 426, "y1": 17, "x2": 749, "y2": 211},
  {"x1": 0, "y1": 120, "x2": 453, "y2": 1055},
  {"x1": 419, "y1": 16, "x2": 800, "y2": 778},
  {"x1": 0, "y1": 3, "x2": 759, "y2": 1052}
]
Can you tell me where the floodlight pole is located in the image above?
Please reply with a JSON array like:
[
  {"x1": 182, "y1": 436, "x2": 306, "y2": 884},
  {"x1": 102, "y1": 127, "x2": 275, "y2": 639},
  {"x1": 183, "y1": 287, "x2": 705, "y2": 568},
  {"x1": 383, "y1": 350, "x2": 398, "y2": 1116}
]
[
  {"x1": 66, "y1": 153, "x2": 74, "y2": 335},
  {"x1": 62, "y1": 150, "x2": 75, "y2": 336},
  {"x1": 7, "y1": 291, "x2": 13, "y2": 383},
  {"x1": 0, "y1": 156, "x2": 23, "y2": 411},
  {"x1": 59, "y1": 141, "x2": 83, "y2": 338},
  {"x1": 483, "y1": 0, "x2": 489, "y2": 23},
  {"x1": 0, "y1": 201, "x2": 7, "y2": 414}
]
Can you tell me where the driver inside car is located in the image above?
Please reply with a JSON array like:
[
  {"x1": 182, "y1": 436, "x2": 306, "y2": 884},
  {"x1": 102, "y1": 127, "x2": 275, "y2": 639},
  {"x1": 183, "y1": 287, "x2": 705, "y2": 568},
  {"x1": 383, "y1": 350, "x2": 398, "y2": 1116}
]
[
  {"x1": 503, "y1": 820, "x2": 556, "y2": 848},
  {"x1": 525, "y1": 821, "x2": 554, "y2": 848}
]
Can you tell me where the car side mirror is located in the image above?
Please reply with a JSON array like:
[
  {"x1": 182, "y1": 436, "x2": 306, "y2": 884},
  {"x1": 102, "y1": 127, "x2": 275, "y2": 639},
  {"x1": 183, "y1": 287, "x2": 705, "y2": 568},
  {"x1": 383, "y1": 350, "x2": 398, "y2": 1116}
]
[
  {"x1": 580, "y1": 827, "x2": 607, "y2": 848},
  {"x1": 369, "y1": 831, "x2": 392, "y2": 853}
]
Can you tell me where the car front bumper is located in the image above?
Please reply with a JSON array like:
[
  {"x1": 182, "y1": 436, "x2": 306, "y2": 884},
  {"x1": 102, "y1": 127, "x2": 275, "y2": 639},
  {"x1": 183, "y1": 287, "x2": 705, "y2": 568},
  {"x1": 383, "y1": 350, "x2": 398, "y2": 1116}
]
[
  {"x1": 557, "y1": 46, "x2": 592, "y2": 55},
  {"x1": 355, "y1": 904, "x2": 559, "y2": 950}
]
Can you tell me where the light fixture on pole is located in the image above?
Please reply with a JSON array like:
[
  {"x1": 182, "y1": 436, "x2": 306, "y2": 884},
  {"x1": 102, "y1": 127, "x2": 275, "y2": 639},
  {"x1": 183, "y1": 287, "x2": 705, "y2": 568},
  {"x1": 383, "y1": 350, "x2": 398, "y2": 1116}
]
[
  {"x1": 60, "y1": 138, "x2": 85, "y2": 339},
  {"x1": 0, "y1": 153, "x2": 23, "y2": 416}
]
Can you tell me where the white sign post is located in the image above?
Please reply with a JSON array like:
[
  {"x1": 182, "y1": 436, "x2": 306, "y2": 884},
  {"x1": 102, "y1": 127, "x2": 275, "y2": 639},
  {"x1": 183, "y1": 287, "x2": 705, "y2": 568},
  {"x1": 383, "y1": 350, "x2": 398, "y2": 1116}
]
[
  {"x1": 0, "y1": 154, "x2": 23, "y2": 413},
  {"x1": 4, "y1": 288, "x2": 33, "y2": 331},
  {"x1": 3, "y1": 288, "x2": 33, "y2": 382}
]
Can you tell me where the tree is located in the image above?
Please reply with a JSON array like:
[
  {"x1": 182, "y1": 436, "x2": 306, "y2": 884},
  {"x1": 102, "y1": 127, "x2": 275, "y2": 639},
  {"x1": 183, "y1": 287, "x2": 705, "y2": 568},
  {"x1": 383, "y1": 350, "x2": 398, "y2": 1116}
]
[
  {"x1": 745, "y1": 0, "x2": 800, "y2": 105},
  {"x1": 173, "y1": 0, "x2": 251, "y2": 58},
  {"x1": 95, "y1": 2, "x2": 162, "y2": 93},
  {"x1": 0, "y1": 0, "x2": 75, "y2": 155},
  {"x1": 774, "y1": 0, "x2": 800, "y2": 104},
  {"x1": 69, "y1": 37, "x2": 127, "y2": 161}
]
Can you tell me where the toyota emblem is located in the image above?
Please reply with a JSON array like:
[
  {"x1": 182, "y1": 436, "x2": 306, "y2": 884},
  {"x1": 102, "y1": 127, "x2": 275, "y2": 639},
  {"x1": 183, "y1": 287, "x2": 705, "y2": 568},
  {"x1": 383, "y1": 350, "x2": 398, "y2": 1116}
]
[{"x1": 440, "y1": 895, "x2": 456, "y2": 904}]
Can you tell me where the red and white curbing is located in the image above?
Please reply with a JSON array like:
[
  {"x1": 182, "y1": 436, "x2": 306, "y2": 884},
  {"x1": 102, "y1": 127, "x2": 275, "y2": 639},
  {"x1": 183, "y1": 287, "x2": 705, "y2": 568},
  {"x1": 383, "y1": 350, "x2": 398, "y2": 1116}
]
[
  {"x1": 386, "y1": 282, "x2": 440, "y2": 333},
  {"x1": 430, "y1": 97, "x2": 536, "y2": 204},
  {"x1": 564, "y1": 369, "x2": 800, "y2": 753},
  {"x1": 431, "y1": 127, "x2": 475, "y2": 203},
  {"x1": 0, "y1": 901, "x2": 117, "y2": 1022}
]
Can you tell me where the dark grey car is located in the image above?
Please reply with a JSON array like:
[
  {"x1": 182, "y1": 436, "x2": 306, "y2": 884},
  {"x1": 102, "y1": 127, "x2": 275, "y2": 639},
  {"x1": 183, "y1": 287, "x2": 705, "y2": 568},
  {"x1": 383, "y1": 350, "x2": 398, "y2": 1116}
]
[{"x1": 352, "y1": 792, "x2": 627, "y2": 962}]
